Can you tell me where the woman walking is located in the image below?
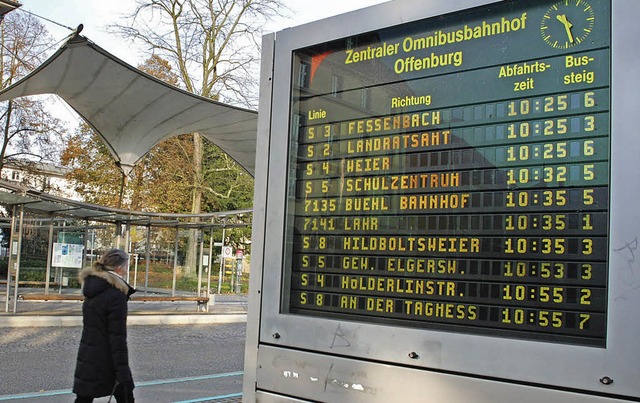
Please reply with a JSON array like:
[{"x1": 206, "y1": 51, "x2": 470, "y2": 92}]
[{"x1": 73, "y1": 249, "x2": 136, "y2": 403}]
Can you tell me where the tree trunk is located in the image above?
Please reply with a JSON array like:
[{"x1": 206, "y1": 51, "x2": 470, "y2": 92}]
[
  {"x1": 184, "y1": 132, "x2": 203, "y2": 276},
  {"x1": 0, "y1": 100, "x2": 13, "y2": 172}
]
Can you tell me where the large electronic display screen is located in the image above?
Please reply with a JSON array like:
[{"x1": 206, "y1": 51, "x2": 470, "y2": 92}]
[{"x1": 283, "y1": 0, "x2": 610, "y2": 347}]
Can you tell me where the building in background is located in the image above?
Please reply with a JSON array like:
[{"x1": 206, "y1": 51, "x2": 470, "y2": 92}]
[{"x1": 1, "y1": 159, "x2": 81, "y2": 200}]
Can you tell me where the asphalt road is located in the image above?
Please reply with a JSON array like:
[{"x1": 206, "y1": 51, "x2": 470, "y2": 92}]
[{"x1": 0, "y1": 322, "x2": 246, "y2": 402}]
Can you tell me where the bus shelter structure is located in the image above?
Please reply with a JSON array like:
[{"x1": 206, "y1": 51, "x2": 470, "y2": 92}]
[
  {"x1": 0, "y1": 28, "x2": 258, "y2": 314},
  {"x1": 0, "y1": 26, "x2": 259, "y2": 314},
  {"x1": 0, "y1": 179, "x2": 251, "y2": 314}
]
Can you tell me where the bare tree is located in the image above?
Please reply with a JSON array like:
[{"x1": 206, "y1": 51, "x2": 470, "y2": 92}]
[
  {"x1": 0, "y1": 11, "x2": 65, "y2": 175},
  {"x1": 111, "y1": 0, "x2": 285, "y2": 106},
  {"x1": 110, "y1": 0, "x2": 285, "y2": 275}
]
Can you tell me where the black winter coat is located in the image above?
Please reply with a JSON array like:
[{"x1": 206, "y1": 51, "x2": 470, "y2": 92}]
[{"x1": 73, "y1": 267, "x2": 136, "y2": 398}]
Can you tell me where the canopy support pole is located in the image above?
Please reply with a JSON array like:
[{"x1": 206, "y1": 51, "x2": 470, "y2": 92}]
[
  {"x1": 4, "y1": 206, "x2": 17, "y2": 313},
  {"x1": 144, "y1": 225, "x2": 151, "y2": 295},
  {"x1": 197, "y1": 230, "x2": 204, "y2": 298},
  {"x1": 206, "y1": 220, "x2": 214, "y2": 312},
  {"x1": 172, "y1": 230, "x2": 179, "y2": 297},
  {"x1": 12, "y1": 204, "x2": 25, "y2": 313},
  {"x1": 44, "y1": 220, "x2": 54, "y2": 294}
]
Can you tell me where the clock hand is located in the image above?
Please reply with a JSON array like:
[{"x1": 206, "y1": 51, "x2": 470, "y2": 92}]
[{"x1": 556, "y1": 14, "x2": 575, "y2": 43}]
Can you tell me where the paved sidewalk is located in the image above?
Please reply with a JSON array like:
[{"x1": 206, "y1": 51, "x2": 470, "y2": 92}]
[
  {"x1": 0, "y1": 323, "x2": 247, "y2": 402},
  {"x1": 0, "y1": 292, "x2": 248, "y2": 327}
]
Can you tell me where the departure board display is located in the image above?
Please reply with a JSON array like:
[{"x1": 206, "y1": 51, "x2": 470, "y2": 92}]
[{"x1": 283, "y1": 0, "x2": 610, "y2": 347}]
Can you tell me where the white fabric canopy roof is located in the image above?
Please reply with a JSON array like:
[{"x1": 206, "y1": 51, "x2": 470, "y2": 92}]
[{"x1": 0, "y1": 33, "x2": 258, "y2": 175}]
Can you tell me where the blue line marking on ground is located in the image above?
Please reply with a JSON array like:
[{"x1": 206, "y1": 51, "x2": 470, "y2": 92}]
[
  {"x1": 174, "y1": 392, "x2": 242, "y2": 403},
  {"x1": 137, "y1": 371, "x2": 243, "y2": 387},
  {"x1": 0, "y1": 389, "x2": 70, "y2": 401},
  {"x1": 0, "y1": 371, "x2": 244, "y2": 400}
]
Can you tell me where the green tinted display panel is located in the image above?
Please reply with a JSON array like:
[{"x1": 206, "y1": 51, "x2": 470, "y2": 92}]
[{"x1": 284, "y1": 0, "x2": 610, "y2": 347}]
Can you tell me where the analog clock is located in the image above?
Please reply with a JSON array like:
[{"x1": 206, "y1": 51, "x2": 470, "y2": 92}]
[{"x1": 540, "y1": 0, "x2": 595, "y2": 49}]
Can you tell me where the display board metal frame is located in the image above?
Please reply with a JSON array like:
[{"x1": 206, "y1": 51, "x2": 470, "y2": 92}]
[{"x1": 244, "y1": 1, "x2": 640, "y2": 401}]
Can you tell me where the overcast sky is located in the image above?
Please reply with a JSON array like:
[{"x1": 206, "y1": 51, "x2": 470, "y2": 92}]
[{"x1": 19, "y1": 0, "x2": 389, "y2": 65}]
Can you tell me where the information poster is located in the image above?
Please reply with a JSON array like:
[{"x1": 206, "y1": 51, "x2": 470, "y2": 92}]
[
  {"x1": 284, "y1": 0, "x2": 610, "y2": 347},
  {"x1": 52, "y1": 242, "x2": 84, "y2": 269}
]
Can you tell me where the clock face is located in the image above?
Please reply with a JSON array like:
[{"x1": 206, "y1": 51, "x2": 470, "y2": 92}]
[{"x1": 541, "y1": 0, "x2": 595, "y2": 49}]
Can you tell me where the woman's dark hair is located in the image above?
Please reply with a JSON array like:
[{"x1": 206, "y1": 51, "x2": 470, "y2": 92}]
[{"x1": 94, "y1": 248, "x2": 129, "y2": 272}]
